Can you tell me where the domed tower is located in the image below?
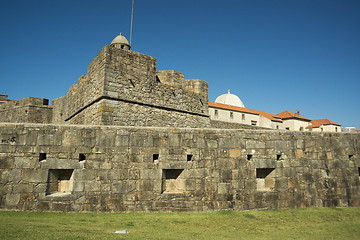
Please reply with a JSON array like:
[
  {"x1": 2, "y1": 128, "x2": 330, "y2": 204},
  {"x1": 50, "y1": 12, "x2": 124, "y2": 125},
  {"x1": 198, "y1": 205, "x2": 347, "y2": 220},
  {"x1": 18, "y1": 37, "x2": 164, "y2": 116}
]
[
  {"x1": 215, "y1": 90, "x2": 245, "y2": 108},
  {"x1": 110, "y1": 33, "x2": 131, "y2": 50}
]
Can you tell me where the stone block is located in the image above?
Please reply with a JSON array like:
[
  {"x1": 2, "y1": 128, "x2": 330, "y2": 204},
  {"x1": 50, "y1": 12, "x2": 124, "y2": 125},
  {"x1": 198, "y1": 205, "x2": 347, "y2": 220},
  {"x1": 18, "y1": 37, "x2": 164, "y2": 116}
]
[
  {"x1": 14, "y1": 157, "x2": 36, "y2": 168},
  {"x1": 229, "y1": 149, "x2": 241, "y2": 158},
  {"x1": 111, "y1": 180, "x2": 136, "y2": 193},
  {"x1": 0, "y1": 154, "x2": 15, "y2": 169},
  {"x1": 25, "y1": 131, "x2": 38, "y2": 146},
  {"x1": 0, "y1": 145, "x2": 16, "y2": 153},
  {"x1": 51, "y1": 202, "x2": 71, "y2": 212},
  {"x1": 85, "y1": 181, "x2": 101, "y2": 192},
  {"x1": 115, "y1": 135, "x2": 129, "y2": 147},
  {"x1": 13, "y1": 184, "x2": 33, "y2": 193},
  {"x1": 62, "y1": 130, "x2": 78, "y2": 146},
  {"x1": 73, "y1": 182, "x2": 85, "y2": 192},
  {"x1": 5, "y1": 194, "x2": 20, "y2": 206},
  {"x1": 141, "y1": 169, "x2": 161, "y2": 180},
  {"x1": 21, "y1": 169, "x2": 48, "y2": 183},
  {"x1": 218, "y1": 183, "x2": 230, "y2": 194},
  {"x1": 168, "y1": 133, "x2": 181, "y2": 147},
  {"x1": 196, "y1": 138, "x2": 206, "y2": 148},
  {"x1": 41, "y1": 158, "x2": 79, "y2": 169},
  {"x1": 295, "y1": 149, "x2": 304, "y2": 159},
  {"x1": 96, "y1": 129, "x2": 116, "y2": 146},
  {"x1": 217, "y1": 158, "x2": 236, "y2": 169},
  {"x1": 326, "y1": 152, "x2": 333, "y2": 160},
  {"x1": 137, "y1": 180, "x2": 155, "y2": 191},
  {"x1": 246, "y1": 140, "x2": 265, "y2": 149},
  {"x1": 130, "y1": 133, "x2": 153, "y2": 147}
]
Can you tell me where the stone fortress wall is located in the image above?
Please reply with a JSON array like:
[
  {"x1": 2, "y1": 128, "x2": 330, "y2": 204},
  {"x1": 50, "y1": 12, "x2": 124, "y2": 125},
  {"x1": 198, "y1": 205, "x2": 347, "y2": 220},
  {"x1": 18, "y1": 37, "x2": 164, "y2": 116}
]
[
  {"x1": 51, "y1": 46, "x2": 210, "y2": 128},
  {"x1": 0, "y1": 123, "x2": 359, "y2": 212},
  {"x1": 0, "y1": 97, "x2": 52, "y2": 124},
  {"x1": 0, "y1": 34, "x2": 359, "y2": 212}
]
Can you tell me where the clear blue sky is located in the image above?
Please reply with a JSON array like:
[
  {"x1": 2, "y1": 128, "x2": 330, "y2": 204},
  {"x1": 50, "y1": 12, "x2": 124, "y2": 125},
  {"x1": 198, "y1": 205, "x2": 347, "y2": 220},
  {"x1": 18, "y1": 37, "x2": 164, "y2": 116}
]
[{"x1": 1, "y1": 0, "x2": 359, "y2": 128}]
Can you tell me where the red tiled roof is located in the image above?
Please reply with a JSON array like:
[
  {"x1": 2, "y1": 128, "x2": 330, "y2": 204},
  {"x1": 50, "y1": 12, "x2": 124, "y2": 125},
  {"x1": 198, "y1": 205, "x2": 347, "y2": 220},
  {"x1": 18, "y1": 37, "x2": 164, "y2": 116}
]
[
  {"x1": 208, "y1": 102, "x2": 282, "y2": 122},
  {"x1": 306, "y1": 119, "x2": 341, "y2": 128},
  {"x1": 275, "y1": 110, "x2": 311, "y2": 121}
]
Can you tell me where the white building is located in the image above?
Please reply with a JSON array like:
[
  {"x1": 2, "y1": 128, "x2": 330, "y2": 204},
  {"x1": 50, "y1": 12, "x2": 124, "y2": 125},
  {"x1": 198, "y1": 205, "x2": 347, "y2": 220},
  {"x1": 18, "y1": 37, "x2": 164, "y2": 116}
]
[
  {"x1": 275, "y1": 110, "x2": 311, "y2": 131},
  {"x1": 208, "y1": 91, "x2": 342, "y2": 132},
  {"x1": 208, "y1": 91, "x2": 283, "y2": 129},
  {"x1": 306, "y1": 119, "x2": 342, "y2": 132}
]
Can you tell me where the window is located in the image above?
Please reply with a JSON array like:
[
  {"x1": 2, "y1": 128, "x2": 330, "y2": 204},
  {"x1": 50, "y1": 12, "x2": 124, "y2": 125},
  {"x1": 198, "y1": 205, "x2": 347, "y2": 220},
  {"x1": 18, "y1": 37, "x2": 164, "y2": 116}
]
[
  {"x1": 256, "y1": 168, "x2": 275, "y2": 192},
  {"x1": 286, "y1": 127, "x2": 290, "y2": 130},
  {"x1": 242, "y1": 114, "x2": 245, "y2": 121},
  {"x1": 299, "y1": 127, "x2": 304, "y2": 131},
  {"x1": 162, "y1": 169, "x2": 184, "y2": 193},
  {"x1": 335, "y1": 127, "x2": 338, "y2": 132},
  {"x1": 214, "y1": 109, "x2": 218, "y2": 117},
  {"x1": 251, "y1": 120, "x2": 257, "y2": 126},
  {"x1": 155, "y1": 75, "x2": 161, "y2": 83},
  {"x1": 230, "y1": 112, "x2": 234, "y2": 119},
  {"x1": 79, "y1": 154, "x2": 86, "y2": 162},
  {"x1": 39, "y1": 153, "x2": 47, "y2": 161},
  {"x1": 256, "y1": 168, "x2": 275, "y2": 178},
  {"x1": 321, "y1": 128, "x2": 323, "y2": 132},
  {"x1": 46, "y1": 169, "x2": 74, "y2": 195}
]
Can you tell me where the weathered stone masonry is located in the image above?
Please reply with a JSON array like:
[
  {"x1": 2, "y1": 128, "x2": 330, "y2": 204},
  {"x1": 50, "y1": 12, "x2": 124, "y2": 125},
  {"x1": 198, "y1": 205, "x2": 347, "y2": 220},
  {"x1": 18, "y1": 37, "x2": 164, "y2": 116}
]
[
  {"x1": 51, "y1": 45, "x2": 210, "y2": 128},
  {"x1": 1, "y1": 34, "x2": 360, "y2": 212},
  {"x1": 1, "y1": 123, "x2": 359, "y2": 212}
]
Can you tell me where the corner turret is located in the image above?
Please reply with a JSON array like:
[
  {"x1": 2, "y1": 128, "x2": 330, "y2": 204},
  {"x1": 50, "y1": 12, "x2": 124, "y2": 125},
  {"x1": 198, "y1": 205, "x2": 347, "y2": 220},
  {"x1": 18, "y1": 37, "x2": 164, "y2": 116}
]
[{"x1": 110, "y1": 33, "x2": 131, "y2": 50}]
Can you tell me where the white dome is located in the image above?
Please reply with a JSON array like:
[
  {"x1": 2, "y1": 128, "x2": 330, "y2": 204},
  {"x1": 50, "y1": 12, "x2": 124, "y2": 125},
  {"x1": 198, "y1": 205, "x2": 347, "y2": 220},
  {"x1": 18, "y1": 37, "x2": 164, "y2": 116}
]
[
  {"x1": 215, "y1": 90, "x2": 245, "y2": 108},
  {"x1": 110, "y1": 33, "x2": 131, "y2": 49}
]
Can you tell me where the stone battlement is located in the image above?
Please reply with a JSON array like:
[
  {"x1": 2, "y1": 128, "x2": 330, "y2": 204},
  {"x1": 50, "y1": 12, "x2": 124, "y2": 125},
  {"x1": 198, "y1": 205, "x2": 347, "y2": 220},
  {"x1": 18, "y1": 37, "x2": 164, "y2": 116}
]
[
  {"x1": 50, "y1": 45, "x2": 209, "y2": 127},
  {"x1": 1, "y1": 123, "x2": 359, "y2": 212},
  {"x1": 1, "y1": 34, "x2": 359, "y2": 213},
  {"x1": 0, "y1": 97, "x2": 52, "y2": 124}
]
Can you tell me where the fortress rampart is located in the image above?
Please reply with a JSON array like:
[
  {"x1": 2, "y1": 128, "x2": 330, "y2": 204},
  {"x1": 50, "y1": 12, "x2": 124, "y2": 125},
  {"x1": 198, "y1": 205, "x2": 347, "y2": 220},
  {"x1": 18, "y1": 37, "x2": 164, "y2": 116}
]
[
  {"x1": 0, "y1": 97, "x2": 52, "y2": 124},
  {"x1": 51, "y1": 46, "x2": 210, "y2": 128},
  {"x1": 1, "y1": 123, "x2": 359, "y2": 212},
  {"x1": 1, "y1": 34, "x2": 359, "y2": 212}
]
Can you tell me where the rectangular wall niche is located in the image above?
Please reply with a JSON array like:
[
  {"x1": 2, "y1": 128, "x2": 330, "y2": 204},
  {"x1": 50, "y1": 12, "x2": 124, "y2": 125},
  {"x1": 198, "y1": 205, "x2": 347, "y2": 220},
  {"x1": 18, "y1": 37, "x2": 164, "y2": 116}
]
[
  {"x1": 153, "y1": 154, "x2": 159, "y2": 162},
  {"x1": 39, "y1": 153, "x2": 47, "y2": 161},
  {"x1": 79, "y1": 154, "x2": 86, "y2": 162},
  {"x1": 46, "y1": 169, "x2": 74, "y2": 196},
  {"x1": 256, "y1": 168, "x2": 275, "y2": 192},
  {"x1": 162, "y1": 169, "x2": 185, "y2": 193}
]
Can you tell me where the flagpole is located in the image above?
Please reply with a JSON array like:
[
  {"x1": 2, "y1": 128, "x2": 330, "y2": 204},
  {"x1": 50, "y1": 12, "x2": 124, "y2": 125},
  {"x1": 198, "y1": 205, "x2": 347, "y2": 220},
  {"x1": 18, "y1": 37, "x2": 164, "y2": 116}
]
[{"x1": 130, "y1": 0, "x2": 134, "y2": 46}]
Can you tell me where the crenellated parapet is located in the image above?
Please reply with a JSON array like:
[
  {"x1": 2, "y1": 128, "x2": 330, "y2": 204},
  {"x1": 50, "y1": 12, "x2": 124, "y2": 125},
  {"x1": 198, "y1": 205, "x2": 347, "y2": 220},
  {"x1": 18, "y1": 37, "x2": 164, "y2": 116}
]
[{"x1": 0, "y1": 97, "x2": 52, "y2": 124}]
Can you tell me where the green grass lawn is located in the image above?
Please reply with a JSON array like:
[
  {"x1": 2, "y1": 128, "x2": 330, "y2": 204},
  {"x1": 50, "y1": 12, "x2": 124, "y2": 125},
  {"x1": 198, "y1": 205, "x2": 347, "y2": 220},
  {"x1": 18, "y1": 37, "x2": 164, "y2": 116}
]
[{"x1": 1, "y1": 207, "x2": 360, "y2": 240}]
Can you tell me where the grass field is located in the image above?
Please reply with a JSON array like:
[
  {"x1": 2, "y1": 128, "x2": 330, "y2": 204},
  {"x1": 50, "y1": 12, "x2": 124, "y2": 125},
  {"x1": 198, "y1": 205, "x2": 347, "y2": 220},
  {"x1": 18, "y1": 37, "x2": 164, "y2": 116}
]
[{"x1": 1, "y1": 207, "x2": 360, "y2": 239}]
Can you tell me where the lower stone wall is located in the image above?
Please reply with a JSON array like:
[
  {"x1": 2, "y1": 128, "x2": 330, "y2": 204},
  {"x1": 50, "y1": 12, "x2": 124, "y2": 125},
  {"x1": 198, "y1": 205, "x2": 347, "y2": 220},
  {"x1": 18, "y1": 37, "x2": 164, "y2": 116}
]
[
  {"x1": 0, "y1": 123, "x2": 359, "y2": 212},
  {"x1": 210, "y1": 120, "x2": 269, "y2": 130},
  {"x1": 0, "y1": 105, "x2": 52, "y2": 124},
  {"x1": 96, "y1": 98, "x2": 211, "y2": 128}
]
